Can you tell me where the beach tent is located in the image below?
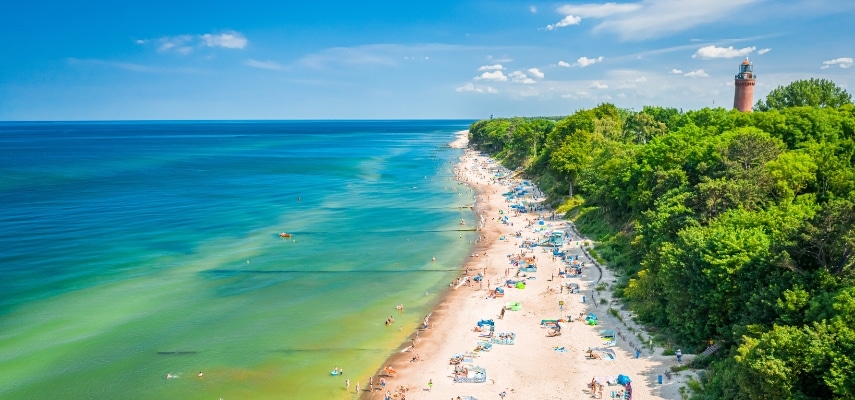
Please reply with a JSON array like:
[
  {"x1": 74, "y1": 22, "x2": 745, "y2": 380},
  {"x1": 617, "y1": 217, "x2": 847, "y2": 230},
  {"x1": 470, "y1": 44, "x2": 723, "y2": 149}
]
[
  {"x1": 617, "y1": 375, "x2": 632, "y2": 385},
  {"x1": 549, "y1": 231, "x2": 565, "y2": 246},
  {"x1": 585, "y1": 313, "x2": 598, "y2": 325},
  {"x1": 599, "y1": 329, "x2": 617, "y2": 346},
  {"x1": 504, "y1": 301, "x2": 522, "y2": 311},
  {"x1": 515, "y1": 281, "x2": 526, "y2": 289}
]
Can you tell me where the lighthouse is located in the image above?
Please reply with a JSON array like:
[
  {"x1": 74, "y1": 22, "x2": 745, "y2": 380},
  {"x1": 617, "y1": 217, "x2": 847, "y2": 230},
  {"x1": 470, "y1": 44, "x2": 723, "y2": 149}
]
[{"x1": 733, "y1": 58, "x2": 755, "y2": 112}]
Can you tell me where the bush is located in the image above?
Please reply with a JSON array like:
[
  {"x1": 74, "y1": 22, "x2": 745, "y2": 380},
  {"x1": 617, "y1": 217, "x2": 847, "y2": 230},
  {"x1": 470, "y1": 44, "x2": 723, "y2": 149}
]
[{"x1": 608, "y1": 307, "x2": 623, "y2": 322}]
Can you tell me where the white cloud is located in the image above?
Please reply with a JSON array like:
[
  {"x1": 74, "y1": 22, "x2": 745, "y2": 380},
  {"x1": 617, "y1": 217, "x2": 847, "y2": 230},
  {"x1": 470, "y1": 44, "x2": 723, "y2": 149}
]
[
  {"x1": 530, "y1": 5, "x2": 537, "y2": 13},
  {"x1": 577, "y1": 0, "x2": 760, "y2": 41},
  {"x1": 758, "y1": 48, "x2": 771, "y2": 55},
  {"x1": 245, "y1": 59, "x2": 286, "y2": 71},
  {"x1": 822, "y1": 57, "x2": 853, "y2": 69},
  {"x1": 616, "y1": 75, "x2": 648, "y2": 89},
  {"x1": 528, "y1": 68, "x2": 545, "y2": 79},
  {"x1": 547, "y1": 2, "x2": 641, "y2": 30},
  {"x1": 575, "y1": 56, "x2": 604, "y2": 67},
  {"x1": 684, "y1": 69, "x2": 709, "y2": 78},
  {"x1": 509, "y1": 71, "x2": 536, "y2": 84},
  {"x1": 456, "y1": 83, "x2": 498, "y2": 94},
  {"x1": 546, "y1": 15, "x2": 582, "y2": 30},
  {"x1": 486, "y1": 55, "x2": 514, "y2": 63},
  {"x1": 157, "y1": 35, "x2": 193, "y2": 54},
  {"x1": 200, "y1": 31, "x2": 248, "y2": 49},
  {"x1": 456, "y1": 83, "x2": 480, "y2": 92},
  {"x1": 298, "y1": 44, "x2": 412, "y2": 69},
  {"x1": 478, "y1": 64, "x2": 504, "y2": 71},
  {"x1": 67, "y1": 58, "x2": 201, "y2": 74},
  {"x1": 475, "y1": 70, "x2": 508, "y2": 81},
  {"x1": 591, "y1": 81, "x2": 609, "y2": 89},
  {"x1": 145, "y1": 31, "x2": 248, "y2": 54},
  {"x1": 692, "y1": 45, "x2": 755, "y2": 59},
  {"x1": 558, "y1": 60, "x2": 571, "y2": 67},
  {"x1": 670, "y1": 68, "x2": 684, "y2": 74}
]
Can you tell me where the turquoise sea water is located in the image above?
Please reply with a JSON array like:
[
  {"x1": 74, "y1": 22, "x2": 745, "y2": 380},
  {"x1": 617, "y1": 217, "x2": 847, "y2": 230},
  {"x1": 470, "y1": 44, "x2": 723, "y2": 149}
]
[{"x1": 0, "y1": 121, "x2": 477, "y2": 399}]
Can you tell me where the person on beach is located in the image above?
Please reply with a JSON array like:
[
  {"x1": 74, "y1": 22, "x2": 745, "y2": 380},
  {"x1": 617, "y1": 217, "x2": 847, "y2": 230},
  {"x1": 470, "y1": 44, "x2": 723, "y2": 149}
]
[
  {"x1": 355, "y1": 382, "x2": 360, "y2": 393},
  {"x1": 427, "y1": 379, "x2": 433, "y2": 391},
  {"x1": 198, "y1": 371, "x2": 203, "y2": 378},
  {"x1": 346, "y1": 379, "x2": 350, "y2": 390}
]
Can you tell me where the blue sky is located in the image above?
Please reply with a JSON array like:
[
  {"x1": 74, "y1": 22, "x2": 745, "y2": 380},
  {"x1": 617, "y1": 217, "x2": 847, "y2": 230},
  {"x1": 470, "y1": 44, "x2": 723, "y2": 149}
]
[{"x1": 1, "y1": 0, "x2": 853, "y2": 120}]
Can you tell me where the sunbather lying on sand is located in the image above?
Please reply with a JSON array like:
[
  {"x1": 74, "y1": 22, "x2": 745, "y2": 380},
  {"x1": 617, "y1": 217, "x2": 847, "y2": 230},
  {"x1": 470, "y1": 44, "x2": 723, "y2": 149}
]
[{"x1": 585, "y1": 349, "x2": 602, "y2": 359}]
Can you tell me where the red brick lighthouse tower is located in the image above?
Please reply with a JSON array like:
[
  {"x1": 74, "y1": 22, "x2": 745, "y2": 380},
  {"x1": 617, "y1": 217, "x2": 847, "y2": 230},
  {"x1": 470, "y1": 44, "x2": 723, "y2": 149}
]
[{"x1": 733, "y1": 57, "x2": 755, "y2": 112}]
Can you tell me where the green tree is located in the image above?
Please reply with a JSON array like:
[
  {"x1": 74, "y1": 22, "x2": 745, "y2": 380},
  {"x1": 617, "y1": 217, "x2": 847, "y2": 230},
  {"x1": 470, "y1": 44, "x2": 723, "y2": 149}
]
[
  {"x1": 796, "y1": 197, "x2": 855, "y2": 276},
  {"x1": 765, "y1": 151, "x2": 818, "y2": 201},
  {"x1": 623, "y1": 111, "x2": 668, "y2": 144},
  {"x1": 755, "y1": 78, "x2": 852, "y2": 111}
]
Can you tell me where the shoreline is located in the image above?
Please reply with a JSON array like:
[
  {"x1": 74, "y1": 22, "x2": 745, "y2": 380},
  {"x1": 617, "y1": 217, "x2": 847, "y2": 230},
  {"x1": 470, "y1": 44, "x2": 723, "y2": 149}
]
[
  {"x1": 360, "y1": 130, "x2": 694, "y2": 399},
  {"x1": 358, "y1": 129, "x2": 486, "y2": 399}
]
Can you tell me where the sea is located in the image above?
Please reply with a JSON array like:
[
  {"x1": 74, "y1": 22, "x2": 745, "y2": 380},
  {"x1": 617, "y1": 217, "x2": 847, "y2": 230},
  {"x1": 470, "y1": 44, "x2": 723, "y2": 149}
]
[{"x1": 0, "y1": 120, "x2": 479, "y2": 399}]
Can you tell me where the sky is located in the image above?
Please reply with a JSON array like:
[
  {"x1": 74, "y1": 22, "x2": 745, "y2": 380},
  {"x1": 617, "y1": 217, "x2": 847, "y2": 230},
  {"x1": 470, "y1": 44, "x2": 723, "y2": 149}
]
[{"x1": 1, "y1": 0, "x2": 853, "y2": 120}]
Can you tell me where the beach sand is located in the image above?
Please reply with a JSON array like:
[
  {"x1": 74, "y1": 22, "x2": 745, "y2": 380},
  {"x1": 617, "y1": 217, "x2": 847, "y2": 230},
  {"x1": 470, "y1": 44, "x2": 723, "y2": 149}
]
[{"x1": 358, "y1": 131, "x2": 697, "y2": 400}]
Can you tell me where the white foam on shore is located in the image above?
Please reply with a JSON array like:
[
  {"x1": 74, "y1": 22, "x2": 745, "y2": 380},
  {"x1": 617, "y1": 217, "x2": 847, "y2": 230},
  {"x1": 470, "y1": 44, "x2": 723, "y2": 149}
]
[{"x1": 448, "y1": 130, "x2": 469, "y2": 149}]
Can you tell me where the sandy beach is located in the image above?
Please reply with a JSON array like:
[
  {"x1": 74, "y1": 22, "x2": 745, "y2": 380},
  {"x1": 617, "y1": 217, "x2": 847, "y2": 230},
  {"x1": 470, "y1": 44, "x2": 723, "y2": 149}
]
[{"x1": 358, "y1": 131, "x2": 696, "y2": 400}]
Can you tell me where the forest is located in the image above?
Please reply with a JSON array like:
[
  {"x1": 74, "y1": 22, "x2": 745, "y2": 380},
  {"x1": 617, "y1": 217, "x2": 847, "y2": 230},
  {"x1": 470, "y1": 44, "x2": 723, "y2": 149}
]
[{"x1": 467, "y1": 79, "x2": 855, "y2": 399}]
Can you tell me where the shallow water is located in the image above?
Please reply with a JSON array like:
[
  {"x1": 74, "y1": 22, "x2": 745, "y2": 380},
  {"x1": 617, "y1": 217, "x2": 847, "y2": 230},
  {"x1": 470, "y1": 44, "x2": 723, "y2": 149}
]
[{"x1": 0, "y1": 120, "x2": 477, "y2": 399}]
